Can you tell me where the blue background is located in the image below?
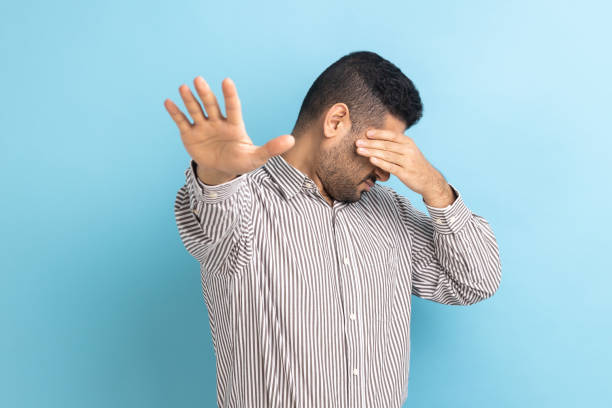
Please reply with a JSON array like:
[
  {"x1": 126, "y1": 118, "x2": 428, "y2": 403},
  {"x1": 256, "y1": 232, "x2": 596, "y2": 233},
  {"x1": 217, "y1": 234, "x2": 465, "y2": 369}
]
[{"x1": 2, "y1": 0, "x2": 610, "y2": 406}]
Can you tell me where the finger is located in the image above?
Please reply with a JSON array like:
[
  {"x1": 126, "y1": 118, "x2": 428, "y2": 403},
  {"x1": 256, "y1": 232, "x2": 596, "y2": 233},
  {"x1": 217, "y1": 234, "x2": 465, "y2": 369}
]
[
  {"x1": 178, "y1": 84, "x2": 206, "y2": 124},
  {"x1": 366, "y1": 129, "x2": 408, "y2": 143},
  {"x1": 369, "y1": 156, "x2": 402, "y2": 175},
  {"x1": 164, "y1": 98, "x2": 192, "y2": 134},
  {"x1": 356, "y1": 138, "x2": 403, "y2": 152},
  {"x1": 356, "y1": 147, "x2": 405, "y2": 167},
  {"x1": 222, "y1": 78, "x2": 244, "y2": 126},
  {"x1": 194, "y1": 76, "x2": 223, "y2": 120}
]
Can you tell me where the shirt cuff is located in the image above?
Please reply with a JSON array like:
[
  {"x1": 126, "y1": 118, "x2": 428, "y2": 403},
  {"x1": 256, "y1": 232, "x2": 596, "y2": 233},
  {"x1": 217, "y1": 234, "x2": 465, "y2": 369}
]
[
  {"x1": 185, "y1": 159, "x2": 247, "y2": 205},
  {"x1": 422, "y1": 183, "x2": 472, "y2": 234}
]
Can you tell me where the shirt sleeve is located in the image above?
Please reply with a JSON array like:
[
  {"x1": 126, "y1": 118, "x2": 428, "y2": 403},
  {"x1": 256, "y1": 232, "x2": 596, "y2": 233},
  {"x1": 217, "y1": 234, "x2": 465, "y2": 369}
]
[
  {"x1": 174, "y1": 159, "x2": 253, "y2": 275},
  {"x1": 392, "y1": 183, "x2": 502, "y2": 305}
]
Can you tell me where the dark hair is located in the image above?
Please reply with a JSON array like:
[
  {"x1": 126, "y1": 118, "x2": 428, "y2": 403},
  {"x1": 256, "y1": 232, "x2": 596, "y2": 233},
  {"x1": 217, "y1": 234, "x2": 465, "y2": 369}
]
[{"x1": 291, "y1": 50, "x2": 423, "y2": 136}]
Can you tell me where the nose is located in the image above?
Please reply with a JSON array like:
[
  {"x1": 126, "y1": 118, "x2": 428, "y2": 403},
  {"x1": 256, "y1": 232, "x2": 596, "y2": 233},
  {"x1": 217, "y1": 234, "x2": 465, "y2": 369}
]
[{"x1": 374, "y1": 168, "x2": 390, "y2": 182}]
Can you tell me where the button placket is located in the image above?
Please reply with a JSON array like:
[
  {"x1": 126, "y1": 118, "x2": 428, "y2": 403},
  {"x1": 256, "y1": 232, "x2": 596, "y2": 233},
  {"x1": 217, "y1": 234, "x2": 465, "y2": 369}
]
[
  {"x1": 344, "y1": 255, "x2": 362, "y2": 398},
  {"x1": 333, "y1": 211, "x2": 364, "y2": 403}
]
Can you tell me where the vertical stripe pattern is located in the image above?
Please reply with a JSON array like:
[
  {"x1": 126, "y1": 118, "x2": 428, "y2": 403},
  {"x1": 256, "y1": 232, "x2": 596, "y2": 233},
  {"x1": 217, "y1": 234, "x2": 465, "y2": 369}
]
[{"x1": 174, "y1": 154, "x2": 502, "y2": 407}]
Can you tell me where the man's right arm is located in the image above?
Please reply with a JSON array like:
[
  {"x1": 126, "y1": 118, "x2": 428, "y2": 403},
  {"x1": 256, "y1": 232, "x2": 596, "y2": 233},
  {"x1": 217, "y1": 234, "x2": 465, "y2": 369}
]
[{"x1": 174, "y1": 159, "x2": 253, "y2": 274}]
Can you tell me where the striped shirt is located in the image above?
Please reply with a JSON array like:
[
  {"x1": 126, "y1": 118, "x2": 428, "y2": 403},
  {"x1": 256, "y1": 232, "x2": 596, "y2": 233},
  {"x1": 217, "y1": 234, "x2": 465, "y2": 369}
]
[{"x1": 174, "y1": 154, "x2": 502, "y2": 407}]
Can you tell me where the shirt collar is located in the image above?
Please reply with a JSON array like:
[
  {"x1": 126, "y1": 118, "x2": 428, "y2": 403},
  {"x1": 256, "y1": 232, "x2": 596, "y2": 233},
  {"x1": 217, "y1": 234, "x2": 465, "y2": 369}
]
[{"x1": 263, "y1": 154, "x2": 313, "y2": 201}]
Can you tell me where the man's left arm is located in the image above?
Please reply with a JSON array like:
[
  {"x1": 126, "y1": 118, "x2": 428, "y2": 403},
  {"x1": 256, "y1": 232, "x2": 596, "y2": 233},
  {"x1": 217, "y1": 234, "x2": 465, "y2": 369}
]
[
  {"x1": 355, "y1": 128, "x2": 502, "y2": 305},
  {"x1": 391, "y1": 183, "x2": 502, "y2": 305}
]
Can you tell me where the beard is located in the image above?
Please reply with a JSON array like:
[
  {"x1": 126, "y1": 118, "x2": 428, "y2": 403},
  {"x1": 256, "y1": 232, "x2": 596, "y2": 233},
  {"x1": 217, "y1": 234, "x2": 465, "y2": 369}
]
[{"x1": 315, "y1": 133, "x2": 370, "y2": 203}]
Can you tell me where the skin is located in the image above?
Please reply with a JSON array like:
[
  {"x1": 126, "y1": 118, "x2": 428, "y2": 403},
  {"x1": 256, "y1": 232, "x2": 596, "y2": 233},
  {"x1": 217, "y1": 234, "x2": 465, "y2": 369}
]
[
  {"x1": 284, "y1": 103, "x2": 457, "y2": 208},
  {"x1": 282, "y1": 103, "x2": 396, "y2": 206},
  {"x1": 354, "y1": 126, "x2": 457, "y2": 208},
  {"x1": 164, "y1": 76, "x2": 456, "y2": 209}
]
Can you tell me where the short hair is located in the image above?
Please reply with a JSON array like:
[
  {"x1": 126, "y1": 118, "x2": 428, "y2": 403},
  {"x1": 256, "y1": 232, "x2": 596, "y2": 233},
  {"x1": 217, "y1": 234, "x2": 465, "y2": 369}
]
[{"x1": 291, "y1": 50, "x2": 423, "y2": 136}]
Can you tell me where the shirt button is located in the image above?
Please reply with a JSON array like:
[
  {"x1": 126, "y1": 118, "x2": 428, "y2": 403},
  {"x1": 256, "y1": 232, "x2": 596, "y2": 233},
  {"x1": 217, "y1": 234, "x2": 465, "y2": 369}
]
[
  {"x1": 349, "y1": 313, "x2": 356, "y2": 320},
  {"x1": 208, "y1": 192, "x2": 218, "y2": 198},
  {"x1": 343, "y1": 257, "x2": 350, "y2": 265},
  {"x1": 449, "y1": 215, "x2": 456, "y2": 222},
  {"x1": 192, "y1": 208, "x2": 198, "y2": 214},
  {"x1": 352, "y1": 368, "x2": 359, "y2": 376},
  {"x1": 435, "y1": 218, "x2": 444, "y2": 225}
]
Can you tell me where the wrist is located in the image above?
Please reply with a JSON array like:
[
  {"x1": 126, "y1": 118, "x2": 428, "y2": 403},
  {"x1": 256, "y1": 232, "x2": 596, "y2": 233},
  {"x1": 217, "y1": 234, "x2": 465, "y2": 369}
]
[
  {"x1": 193, "y1": 161, "x2": 238, "y2": 186},
  {"x1": 422, "y1": 180, "x2": 455, "y2": 208}
]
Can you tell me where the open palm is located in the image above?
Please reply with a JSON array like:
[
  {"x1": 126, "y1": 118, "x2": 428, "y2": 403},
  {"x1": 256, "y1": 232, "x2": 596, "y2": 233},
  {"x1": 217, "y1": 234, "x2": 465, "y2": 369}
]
[{"x1": 164, "y1": 76, "x2": 295, "y2": 179}]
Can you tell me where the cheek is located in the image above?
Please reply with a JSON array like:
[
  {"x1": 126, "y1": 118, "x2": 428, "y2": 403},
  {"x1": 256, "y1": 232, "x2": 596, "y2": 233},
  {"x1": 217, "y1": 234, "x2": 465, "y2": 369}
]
[{"x1": 354, "y1": 148, "x2": 371, "y2": 164}]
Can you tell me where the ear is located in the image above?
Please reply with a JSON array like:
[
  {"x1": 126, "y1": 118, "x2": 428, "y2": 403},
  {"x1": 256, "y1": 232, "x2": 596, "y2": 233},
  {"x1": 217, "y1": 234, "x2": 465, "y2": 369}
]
[{"x1": 323, "y1": 103, "x2": 350, "y2": 138}]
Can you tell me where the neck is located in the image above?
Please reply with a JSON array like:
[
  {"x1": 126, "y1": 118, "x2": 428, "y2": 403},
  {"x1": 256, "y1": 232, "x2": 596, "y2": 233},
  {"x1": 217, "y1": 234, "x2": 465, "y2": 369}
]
[
  {"x1": 280, "y1": 131, "x2": 319, "y2": 181},
  {"x1": 280, "y1": 131, "x2": 334, "y2": 205}
]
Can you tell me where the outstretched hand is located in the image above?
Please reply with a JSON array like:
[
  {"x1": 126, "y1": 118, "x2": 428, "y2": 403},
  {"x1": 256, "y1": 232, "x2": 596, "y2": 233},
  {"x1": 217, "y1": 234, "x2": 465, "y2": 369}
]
[{"x1": 164, "y1": 76, "x2": 295, "y2": 179}]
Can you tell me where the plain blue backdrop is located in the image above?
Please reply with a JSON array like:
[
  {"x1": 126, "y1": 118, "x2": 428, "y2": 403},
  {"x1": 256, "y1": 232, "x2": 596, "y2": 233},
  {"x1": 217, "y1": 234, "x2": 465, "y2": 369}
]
[{"x1": 2, "y1": 0, "x2": 610, "y2": 407}]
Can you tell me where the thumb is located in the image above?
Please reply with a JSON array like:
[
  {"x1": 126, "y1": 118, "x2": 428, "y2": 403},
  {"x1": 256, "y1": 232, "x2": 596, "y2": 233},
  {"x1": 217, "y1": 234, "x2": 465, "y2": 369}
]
[{"x1": 254, "y1": 134, "x2": 295, "y2": 163}]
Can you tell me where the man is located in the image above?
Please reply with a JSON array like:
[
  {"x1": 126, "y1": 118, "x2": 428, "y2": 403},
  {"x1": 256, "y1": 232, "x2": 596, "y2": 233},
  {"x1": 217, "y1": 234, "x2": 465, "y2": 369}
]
[{"x1": 165, "y1": 51, "x2": 502, "y2": 407}]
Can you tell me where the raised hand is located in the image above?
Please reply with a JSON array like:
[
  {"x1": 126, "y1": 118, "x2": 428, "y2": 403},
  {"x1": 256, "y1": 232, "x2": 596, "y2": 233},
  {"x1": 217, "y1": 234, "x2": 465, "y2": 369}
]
[{"x1": 164, "y1": 76, "x2": 295, "y2": 183}]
